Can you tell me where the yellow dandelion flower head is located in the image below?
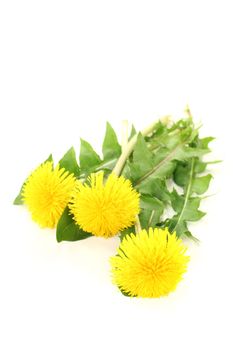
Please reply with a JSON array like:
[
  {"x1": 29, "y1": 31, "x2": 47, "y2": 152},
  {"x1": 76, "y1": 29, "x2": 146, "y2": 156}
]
[
  {"x1": 22, "y1": 161, "x2": 76, "y2": 228},
  {"x1": 69, "y1": 172, "x2": 140, "y2": 238},
  {"x1": 110, "y1": 227, "x2": 190, "y2": 298}
]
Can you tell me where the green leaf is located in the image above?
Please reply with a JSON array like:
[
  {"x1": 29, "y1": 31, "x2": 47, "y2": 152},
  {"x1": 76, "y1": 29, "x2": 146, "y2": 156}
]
[
  {"x1": 171, "y1": 190, "x2": 206, "y2": 222},
  {"x1": 198, "y1": 136, "x2": 215, "y2": 149},
  {"x1": 56, "y1": 207, "x2": 92, "y2": 242},
  {"x1": 13, "y1": 154, "x2": 53, "y2": 205},
  {"x1": 46, "y1": 154, "x2": 53, "y2": 163},
  {"x1": 129, "y1": 133, "x2": 155, "y2": 181},
  {"x1": 58, "y1": 147, "x2": 80, "y2": 176},
  {"x1": 136, "y1": 178, "x2": 170, "y2": 204},
  {"x1": 167, "y1": 216, "x2": 189, "y2": 237},
  {"x1": 133, "y1": 133, "x2": 155, "y2": 168},
  {"x1": 145, "y1": 121, "x2": 166, "y2": 150},
  {"x1": 131, "y1": 126, "x2": 198, "y2": 185},
  {"x1": 121, "y1": 160, "x2": 132, "y2": 179},
  {"x1": 170, "y1": 189, "x2": 187, "y2": 212},
  {"x1": 169, "y1": 158, "x2": 208, "y2": 239},
  {"x1": 79, "y1": 139, "x2": 101, "y2": 172},
  {"x1": 173, "y1": 162, "x2": 189, "y2": 187},
  {"x1": 131, "y1": 150, "x2": 176, "y2": 184},
  {"x1": 167, "y1": 216, "x2": 201, "y2": 241},
  {"x1": 102, "y1": 122, "x2": 121, "y2": 160},
  {"x1": 151, "y1": 129, "x2": 183, "y2": 150},
  {"x1": 183, "y1": 230, "x2": 200, "y2": 243},
  {"x1": 174, "y1": 160, "x2": 211, "y2": 188},
  {"x1": 140, "y1": 209, "x2": 163, "y2": 229},
  {"x1": 13, "y1": 184, "x2": 25, "y2": 205},
  {"x1": 194, "y1": 160, "x2": 207, "y2": 174},
  {"x1": 191, "y1": 174, "x2": 212, "y2": 195},
  {"x1": 175, "y1": 146, "x2": 210, "y2": 160},
  {"x1": 140, "y1": 194, "x2": 164, "y2": 211},
  {"x1": 139, "y1": 195, "x2": 164, "y2": 229},
  {"x1": 129, "y1": 124, "x2": 137, "y2": 140}
]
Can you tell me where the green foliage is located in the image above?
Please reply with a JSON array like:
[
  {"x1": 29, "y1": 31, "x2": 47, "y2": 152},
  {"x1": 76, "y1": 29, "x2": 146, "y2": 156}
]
[
  {"x1": 137, "y1": 178, "x2": 170, "y2": 204},
  {"x1": 46, "y1": 154, "x2": 53, "y2": 163},
  {"x1": 56, "y1": 207, "x2": 92, "y2": 242},
  {"x1": 191, "y1": 174, "x2": 212, "y2": 195},
  {"x1": 13, "y1": 154, "x2": 53, "y2": 205},
  {"x1": 129, "y1": 124, "x2": 137, "y2": 140},
  {"x1": 13, "y1": 185, "x2": 25, "y2": 205},
  {"x1": 79, "y1": 139, "x2": 101, "y2": 172},
  {"x1": 79, "y1": 131, "x2": 121, "y2": 178},
  {"x1": 166, "y1": 157, "x2": 210, "y2": 239},
  {"x1": 122, "y1": 117, "x2": 215, "y2": 240},
  {"x1": 127, "y1": 121, "x2": 201, "y2": 185},
  {"x1": 58, "y1": 147, "x2": 80, "y2": 177},
  {"x1": 139, "y1": 194, "x2": 164, "y2": 229},
  {"x1": 102, "y1": 122, "x2": 121, "y2": 160}
]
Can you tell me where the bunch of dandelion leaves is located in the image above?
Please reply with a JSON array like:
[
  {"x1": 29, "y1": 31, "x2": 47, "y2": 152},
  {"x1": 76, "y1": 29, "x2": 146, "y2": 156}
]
[
  {"x1": 121, "y1": 117, "x2": 216, "y2": 241},
  {"x1": 14, "y1": 113, "x2": 216, "y2": 242}
]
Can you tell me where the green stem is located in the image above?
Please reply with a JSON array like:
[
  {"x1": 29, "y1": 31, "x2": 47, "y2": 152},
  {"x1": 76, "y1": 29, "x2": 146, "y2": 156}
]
[
  {"x1": 117, "y1": 120, "x2": 145, "y2": 234},
  {"x1": 148, "y1": 210, "x2": 155, "y2": 227},
  {"x1": 135, "y1": 216, "x2": 142, "y2": 234}
]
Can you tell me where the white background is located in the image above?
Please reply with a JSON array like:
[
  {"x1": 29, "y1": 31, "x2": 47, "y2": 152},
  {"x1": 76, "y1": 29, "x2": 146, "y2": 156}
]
[{"x1": 0, "y1": 1, "x2": 233, "y2": 349}]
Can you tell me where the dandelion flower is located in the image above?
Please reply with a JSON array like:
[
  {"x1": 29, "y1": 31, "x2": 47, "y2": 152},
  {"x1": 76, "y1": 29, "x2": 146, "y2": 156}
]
[
  {"x1": 69, "y1": 172, "x2": 140, "y2": 238},
  {"x1": 111, "y1": 227, "x2": 189, "y2": 298},
  {"x1": 22, "y1": 161, "x2": 76, "y2": 228}
]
